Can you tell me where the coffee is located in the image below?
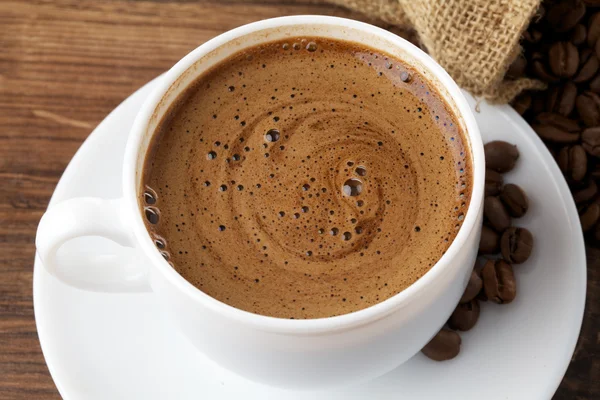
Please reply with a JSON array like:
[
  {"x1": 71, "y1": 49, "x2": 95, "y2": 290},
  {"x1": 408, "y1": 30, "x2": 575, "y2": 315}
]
[{"x1": 141, "y1": 37, "x2": 472, "y2": 319}]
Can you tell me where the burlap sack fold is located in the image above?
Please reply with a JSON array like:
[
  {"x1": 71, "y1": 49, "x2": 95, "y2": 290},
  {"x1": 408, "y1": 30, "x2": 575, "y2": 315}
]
[{"x1": 328, "y1": 0, "x2": 546, "y2": 103}]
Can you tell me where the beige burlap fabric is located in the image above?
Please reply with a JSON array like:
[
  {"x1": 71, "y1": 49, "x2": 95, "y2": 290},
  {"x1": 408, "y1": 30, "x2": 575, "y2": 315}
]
[{"x1": 328, "y1": 0, "x2": 546, "y2": 103}]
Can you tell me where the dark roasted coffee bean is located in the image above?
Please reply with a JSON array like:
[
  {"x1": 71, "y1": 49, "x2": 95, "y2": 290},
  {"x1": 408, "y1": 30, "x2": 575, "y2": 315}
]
[
  {"x1": 557, "y1": 145, "x2": 588, "y2": 181},
  {"x1": 591, "y1": 73, "x2": 600, "y2": 93},
  {"x1": 580, "y1": 202, "x2": 600, "y2": 231},
  {"x1": 532, "y1": 60, "x2": 560, "y2": 83},
  {"x1": 506, "y1": 53, "x2": 527, "y2": 79},
  {"x1": 571, "y1": 24, "x2": 587, "y2": 46},
  {"x1": 575, "y1": 54, "x2": 599, "y2": 83},
  {"x1": 581, "y1": 47, "x2": 594, "y2": 66},
  {"x1": 482, "y1": 259, "x2": 516, "y2": 304},
  {"x1": 531, "y1": 123, "x2": 581, "y2": 143},
  {"x1": 547, "y1": 0, "x2": 586, "y2": 33},
  {"x1": 589, "y1": 12, "x2": 600, "y2": 48},
  {"x1": 511, "y1": 92, "x2": 532, "y2": 115},
  {"x1": 460, "y1": 269, "x2": 483, "y2": 303},
  {"x1": 594, "y1": 219, "x2": 600, "y2": 241},
  {"x1": 548, "y1": 41, "x2": 580, "y2": 78},
  {"x1": 574, "y1": 180, "x2": 598, "y2": 203},
  {"x1": 581, "y1": 47, "x2": 593, "y2": 64},
  {"x1": 474, "y1": 260, "x2": 484, "y2": 278},
  {"x1": 484, "y1": 141, "x2": 519, "y2": 173},
  {"x1": 500, "y1": 184, "x2": 529, "y2": 217},
  {"x1": 485, "y1": 169, "x2": 504, "y2": 197},
  {"x1": 577, "y1": 92, "x2": 600, "y2": 127},
  {"x1": 479, "y1": 225, "x2": 500, "y2": 254},
  {"x1": 535, "y1": 112, "x2": 580, "y2": 132},
  {"x1": 449, "y1": 300, "x2": 480, "y2": 331},
  {"x1": 484, "y1": 196, "x2": 511, "y2": 232},
  {"x1": 582, "y1": 127, "x2": 600, "y2": 157},
  {"x1": 421, "y1": 329, "x2": 461, "y2": 361},
  {"x1": 501, "y1": 227, "x2": 534, "y2": 264},
  {"x1": 593, "y1": 210, "x2": 600, "y2": 241},
  {"x1": 523, "y1": 29, "x2": 543, "y2": 44},
  {"x1": 473, "y1": 261, "x2": 488, "y2": 302},
  {"x1": 546, "y1": 83, "x2": 578, "y2": 116},
  {"x1": 531, "y1": 51, "x2": 546, "y2": 62},
  {"x1": 531, "y1": 92, "x2": 547, "y2": 114},
  {"x1": 580, "y1": 49, "x2": 598, "y2": 82}
]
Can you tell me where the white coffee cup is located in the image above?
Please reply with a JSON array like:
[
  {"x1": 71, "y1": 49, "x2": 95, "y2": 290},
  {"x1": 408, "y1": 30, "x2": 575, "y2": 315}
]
[{"x1": 36, "y1": 16, "x2": 484, "y2": 390}]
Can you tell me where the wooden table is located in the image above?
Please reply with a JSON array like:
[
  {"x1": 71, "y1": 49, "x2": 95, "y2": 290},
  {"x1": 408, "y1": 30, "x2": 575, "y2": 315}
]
[{"x1": 0, "y1": 1, "x2": 597, "y2": 398}]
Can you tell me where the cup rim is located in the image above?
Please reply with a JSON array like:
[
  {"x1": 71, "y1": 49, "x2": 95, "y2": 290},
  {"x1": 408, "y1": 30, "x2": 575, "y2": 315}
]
[{"x1": 123, "y1": 15, "x2": 485, "y2": 334}]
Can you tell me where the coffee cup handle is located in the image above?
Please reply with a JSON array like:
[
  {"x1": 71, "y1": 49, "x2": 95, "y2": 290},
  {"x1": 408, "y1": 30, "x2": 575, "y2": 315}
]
[{"x1": 36, "y1": 197, "x2": 151, "y2": 292}]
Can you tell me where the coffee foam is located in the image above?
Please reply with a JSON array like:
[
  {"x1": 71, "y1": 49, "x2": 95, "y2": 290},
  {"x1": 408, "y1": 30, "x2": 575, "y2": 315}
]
[{"x1": 142, "y1": 38, "x2": 472, "y2": 319}]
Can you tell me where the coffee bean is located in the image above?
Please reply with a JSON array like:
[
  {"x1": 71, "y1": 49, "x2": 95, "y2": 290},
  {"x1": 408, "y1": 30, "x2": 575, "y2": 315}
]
[
  {"x1": 530, "y1": 51, "x2": 546, "y2": 62},
  {"x1": 535, "y1": 112, "x2": 580, "y2": 132},
  {"x1": 484, "y1": 196, "x2": 511, "y2": 232},
  {"x1": 589, "y1": 12, "x2": 600, "y2": 48},
  {"x1": 500, "y1": 184, "x2": 529, "y2": 217},
  {"x1": 472, "y1": 261, "x2": 488, "y2": 302},
  {"x1": 484, "y1": 141, "x2": 519, "y2": 173},
  {"x1": 448, "y1": 300, "x2": 480, "y2": 331},
  {"x1": 421, "y1": 329, "x2": 461, "y2": 361},
  {"x1": 592, "y1": 164, "x2": 600, "y2": 179},
  {"x1": 531, "y1": 123, "x2": 581, "y2": 143},
  {"x1": 590, "y1": 73, "x2": 600, "y2": 93},
  {"x1": 557, "y1": 145, "x2": 588, "y2": 181},
  {"x1": 501, "y1": 227, "x2": 534, "y2": 264},
  {"x1": 531, "y1": 60, "x2": 559, "y2": 83},
  {"x1": 485, "y1": 169, "x2": 504, "y2": 197},
  {"x1": 511, "y1": 92, "x2": 532, "y2": 115},
  {"x1": 574, "y1": 54, "x2": 599, "y2": 83},
  {"x1": 547, "y1": 0, "x2": 586, "y2": 33},
  {"x1": 524, "y1": 29, "x2": 543, "y2": 44},
  {"x1": 582, "y1": 127, "x2": 600, "y2": 157},
  {"x1": 548, "y1": 41, "x2": 580, "y2": 78},
  {"x1": 580, "y1": 202, "x2": 600, "y2": 231},
  {"x1": 577, "y1": 91, "x2": 600, "y2": 127},
  {"x1": 546, "y1": 83, "x2": 578, "y2": 116},
  {"x1": 573, "y1": 179, "x2": 598, "y2": 203},
  {"x1": 595, "y1": 218, "x2": 600, "y2": 241},
  {"x1": 581, "y1": 47, "x2": 594, "y2": 64},
  {"x1": 479, "y1": 225, "x2": 500, "y2": 254},
  {"x1": 531, "y1": 92, "x2": 548, "y2": 114},
  {"x1": 571, "y1": 24, "x2": 587, "y2": 46},
  {"x1": 506, "y1": 53, "x2": 527, "y2": 79},
  {"x1": 460, "y1": 269, "x2": 483, "y2": 303},
  {"x1": 482, "y1": 259, "x2": 517, "y2": 304}
]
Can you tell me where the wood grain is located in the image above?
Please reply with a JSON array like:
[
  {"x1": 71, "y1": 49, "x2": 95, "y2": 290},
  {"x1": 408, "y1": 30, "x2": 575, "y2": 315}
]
[{"x1": 0, "y1": 1, "x2": 596, "y2": 399}]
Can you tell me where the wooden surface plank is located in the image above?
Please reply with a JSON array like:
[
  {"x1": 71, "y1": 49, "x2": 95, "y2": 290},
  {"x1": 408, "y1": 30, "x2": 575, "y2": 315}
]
[{"x1": 0, "y1": 1, "x2": 596, "y2": 399}]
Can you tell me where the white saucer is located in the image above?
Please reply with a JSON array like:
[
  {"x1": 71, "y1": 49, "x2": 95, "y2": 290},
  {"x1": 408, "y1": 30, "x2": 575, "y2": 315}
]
[{"x1": 33, "y1": 77, "x2": 586, "y2": 400}]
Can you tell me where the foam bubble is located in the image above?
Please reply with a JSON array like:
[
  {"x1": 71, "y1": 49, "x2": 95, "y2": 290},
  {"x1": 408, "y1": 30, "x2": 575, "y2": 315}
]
[
  {"x1": 343, "y1": 179, "x2": 363, "y2": 197},
  {"x1": 144, "y1": 207, "x2": 159, "y2": 224},
  {"x1": 355, "y1": 166, "x2": 367, "y2": 176},
  {"x1": 265, "y1": 129, "x2": 280, "y2": 142},
  {"x1": 144, "y1": 187, "x2": 157, "y2": 205}
]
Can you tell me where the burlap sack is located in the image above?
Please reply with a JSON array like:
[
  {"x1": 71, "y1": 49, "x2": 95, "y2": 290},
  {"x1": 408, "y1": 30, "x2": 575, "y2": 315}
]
[{"x1": 327, "y1": 0, "x2": 547, "y2": 103}]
